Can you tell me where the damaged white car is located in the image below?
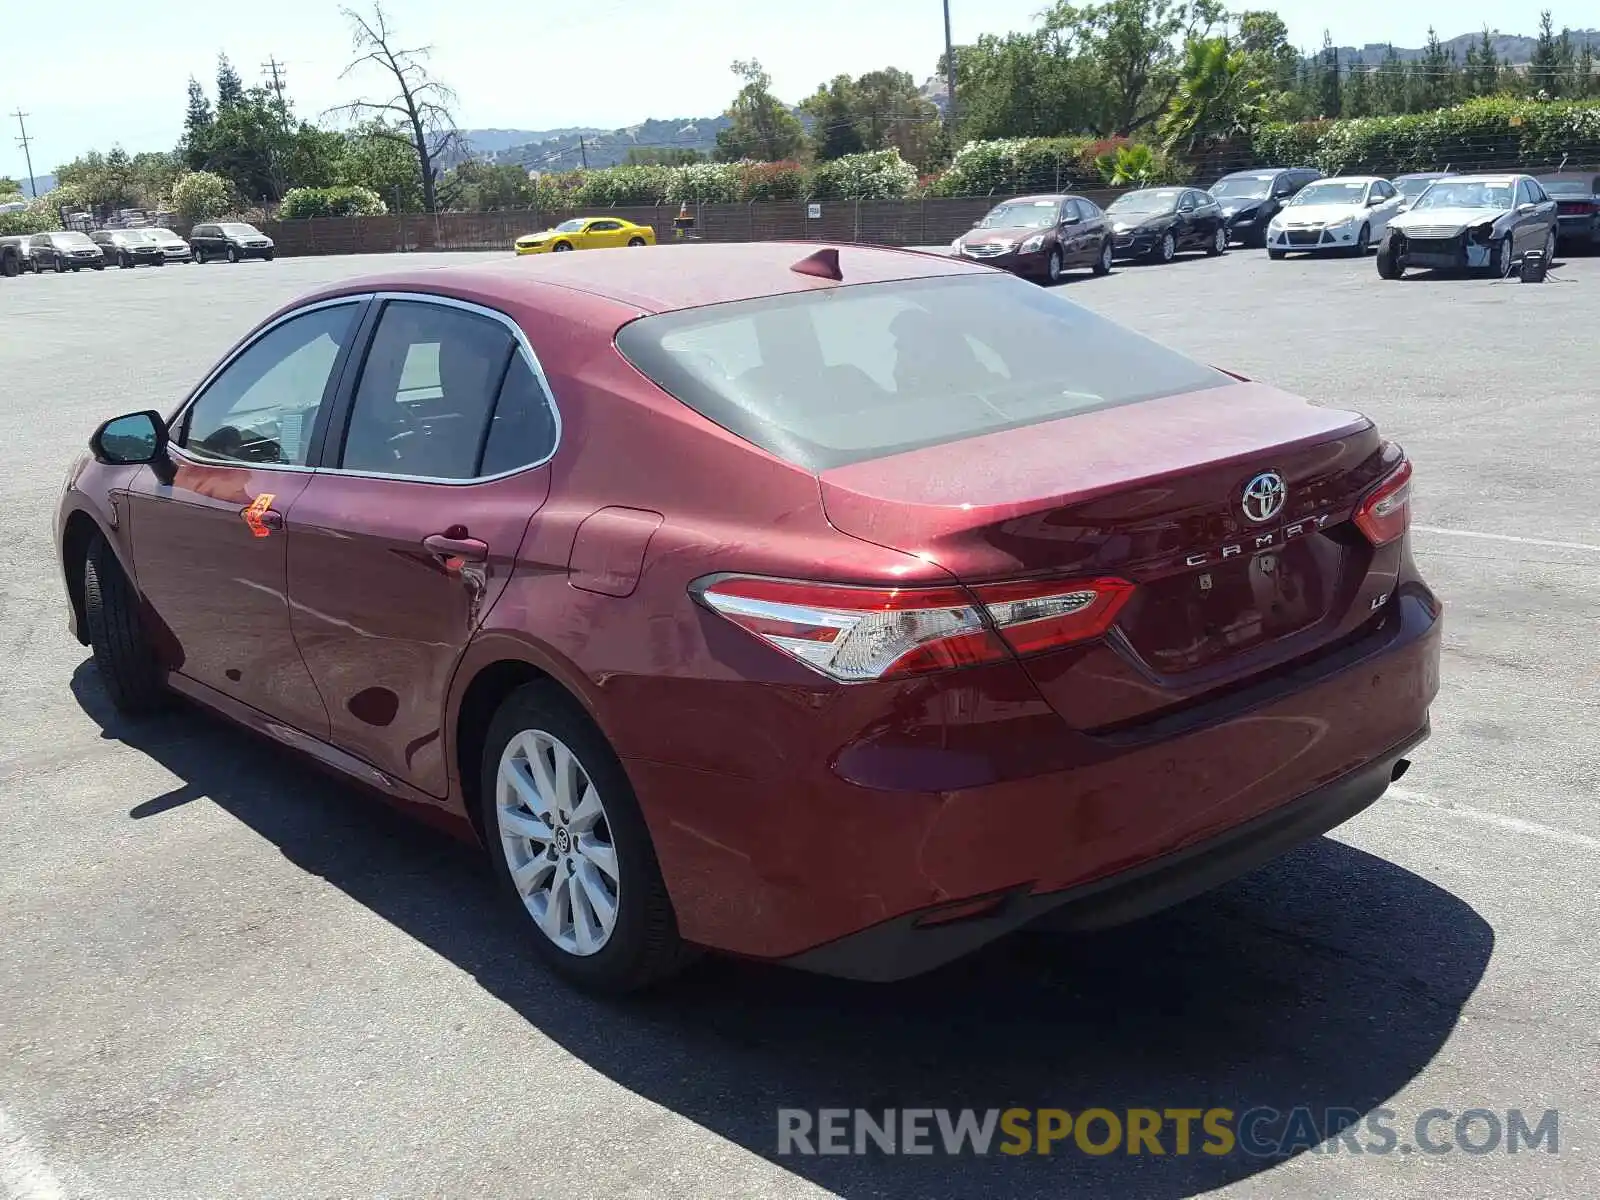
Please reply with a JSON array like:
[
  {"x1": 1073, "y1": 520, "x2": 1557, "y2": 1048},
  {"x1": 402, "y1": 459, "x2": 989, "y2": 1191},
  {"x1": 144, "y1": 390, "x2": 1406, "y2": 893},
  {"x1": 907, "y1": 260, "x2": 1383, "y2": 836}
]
[{"x1": 1377, "y1": 174, "x2": 1559, "y2": 279}]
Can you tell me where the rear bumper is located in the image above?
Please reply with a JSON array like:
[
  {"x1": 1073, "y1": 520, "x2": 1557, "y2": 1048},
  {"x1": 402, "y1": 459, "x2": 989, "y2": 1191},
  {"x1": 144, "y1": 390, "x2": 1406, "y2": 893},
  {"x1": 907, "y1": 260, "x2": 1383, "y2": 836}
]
[
  {"x1": 631, "y1": 583, "x2": 1442, "y2": 969},
  {"x1": 787, "y1": 723, "x2": 1427, "y2": 981}
]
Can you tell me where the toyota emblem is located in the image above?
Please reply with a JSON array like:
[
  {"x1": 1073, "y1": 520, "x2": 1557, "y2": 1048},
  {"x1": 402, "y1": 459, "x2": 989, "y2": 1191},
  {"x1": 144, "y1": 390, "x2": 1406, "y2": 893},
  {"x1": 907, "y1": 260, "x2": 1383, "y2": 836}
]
[{"x1": 1241, "y1": 471, "x2": 1287, "y2": 523}]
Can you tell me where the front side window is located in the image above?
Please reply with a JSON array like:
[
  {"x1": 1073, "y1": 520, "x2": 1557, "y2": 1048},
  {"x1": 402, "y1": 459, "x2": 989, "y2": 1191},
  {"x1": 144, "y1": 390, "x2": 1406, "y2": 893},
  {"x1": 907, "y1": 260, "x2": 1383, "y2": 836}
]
[
  {"x1": 182, "y1": 304, "x2": 358, "y2": 466},
  {"x1": 616, "y1": 274, "x2": 1227, "y2": 473},
  {"x1": 340, "y1": 300, "x2": 541, "y2": 480}
]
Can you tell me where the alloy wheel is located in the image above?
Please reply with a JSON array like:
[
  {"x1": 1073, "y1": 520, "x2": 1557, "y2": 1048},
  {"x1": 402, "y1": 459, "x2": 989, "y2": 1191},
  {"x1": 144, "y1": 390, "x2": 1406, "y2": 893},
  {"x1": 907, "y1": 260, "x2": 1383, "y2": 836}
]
[
  {"x1": 1497, "y1": 236, "x2": 1515, "y2": 278},
  {"x1": 1214, "y1": 226, "x2": 1226, "y2": 254},
  {"x1": 1160, "y1": 232, "x2": 1175, "y2": 263},
  {"x1": 1047, "y1": 248, "x2": 1062, "y2": 283},
  {"x1": 495, "y1": 728, "x2": 621, "y2": 956},
  {"x1": 1101, "y1": 241, "x2": 1113, "y2": 272}
]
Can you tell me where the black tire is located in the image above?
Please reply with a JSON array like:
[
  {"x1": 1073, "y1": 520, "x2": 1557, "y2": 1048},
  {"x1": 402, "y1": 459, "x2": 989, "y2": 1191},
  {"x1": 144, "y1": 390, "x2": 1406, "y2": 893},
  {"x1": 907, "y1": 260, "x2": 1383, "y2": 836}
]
[
  {"x1": 1376, "y1": 243, "x2": 1403, "y2": 279},
  {"x1": 54, "y1": 257, "x2": 66, "y2": 273},
  {"x1": 195, "y1": 248, "x2": 207, "y2": 263},
  {"x1": 0, "y1": 251, "x2": 19, "y2": 278},
  {"x1": 262, "y1": 251, "x2": 274, "y2": 261},
  {"x1": 1491, "y1": 235, "x2": 1514, "y2": 278},
  {"x1": 154, "y1": 258, "x2": 165, "y2": 267},
  {"x1": 1151, "y1": 231, "x2": 1176, "y2": 264},
  {"x1": 1092, "y1": 238, "x2": 1112, "y2": 275},
  {"x1": 92, "y1": 263, "x2": 104, "y2": 271},
  {"x1": 1267, "y1": 248, "x2": 1286, "y2": 260},
  {"x1": 1352, "y1": 223, "x2": 1371, "y2": 257},
  {"x1": 83, "y1": 534, "x2": 168, "y2": 715},
  {"x1": 1205, "y1": 224, "x2": 1226, "y2": 256},
  {"x1": 627, "y1": 237, "x2": 646, "y2": 247},
  {"x1": 1046, "y1": 247, "x2": 1063, "y2": 283},
  {"x1": 552, "y1": 241, "x2": 573, "y2": 252},
  {"x1": 479, "y1": 681, "x2": 692, "y2": 994},
  {"x1": 226, "y1": 246, "x2": 240, "y2": 263}
]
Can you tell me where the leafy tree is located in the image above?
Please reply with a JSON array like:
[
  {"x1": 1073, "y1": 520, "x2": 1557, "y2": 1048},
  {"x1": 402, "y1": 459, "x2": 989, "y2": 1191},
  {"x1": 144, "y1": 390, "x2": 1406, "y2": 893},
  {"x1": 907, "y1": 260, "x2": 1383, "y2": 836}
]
[
  {"x1": 714, "y1": 60, "x2": 805, "y2": 162},
  {"x1": 852, "y1": 69, "x2": 942, "y2": 167},
  {"x1": 947, "y1": 30, "x2": 1100, "y2": 140},
  {"x1": 1316, "y1": 31, "x2": 1341, "y2": 118},
  {"x1": 170, "y1": 171, "x2": 231, "y2": 221},
  {"x1": 1372, "y1": 45, "x2": 1412, "y2": 114},
  {"x1": 1047, "y1": 0, "x2": 1223, "y2": 136},
  {"x1": 1236, "y1": 10, "x2": 1304, "y2": 119},
  {"x1": 801, "y1": 76, "x2": 866, "y2": 160},
  {"x1": 337, "y1": 122, "x2": 424, "y2": 211},
  {"x1": 446, "y1": 159, "x2": 537, "y2": 209},
  {"x1": 183, "y1": 77, "x2": 214, "y2": 170},
  {"x1": 0, "y1": 176, "x2": 19, "y2": 197},
  {"x1": 331, "y1": 2, "x2": 463, "y2": 213}
]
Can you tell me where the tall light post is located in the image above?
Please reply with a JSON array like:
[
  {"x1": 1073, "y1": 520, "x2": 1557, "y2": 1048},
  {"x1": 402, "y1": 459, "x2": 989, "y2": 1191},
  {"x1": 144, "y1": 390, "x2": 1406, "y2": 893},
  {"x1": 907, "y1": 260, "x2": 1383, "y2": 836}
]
[{"x1": 942, "y1": 0, "x2": 958, "y2": 138}]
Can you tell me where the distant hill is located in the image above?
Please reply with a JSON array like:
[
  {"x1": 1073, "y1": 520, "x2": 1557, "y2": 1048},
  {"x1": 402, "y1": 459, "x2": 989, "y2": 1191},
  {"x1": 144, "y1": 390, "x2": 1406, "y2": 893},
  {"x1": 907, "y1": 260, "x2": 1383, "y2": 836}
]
[
  {"x1": 4, "y1": 173, "x2": 57, "y2": 197},
  {"x1": 458, "y1": 128, "x2": 605, "y2": 158},
  {"x1": 487, "y1": 116, "x2": 735, "y2": 171},
  {"x1": 1331, "y1": 28, "x2": 1600, "y2": 64}
]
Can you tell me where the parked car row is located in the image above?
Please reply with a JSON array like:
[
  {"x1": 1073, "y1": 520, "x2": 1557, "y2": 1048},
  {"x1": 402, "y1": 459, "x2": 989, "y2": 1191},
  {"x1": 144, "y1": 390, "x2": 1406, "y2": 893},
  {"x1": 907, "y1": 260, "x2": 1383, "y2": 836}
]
[
  {"x1": 947, "y1": 164, "x2": 1591, "y2": 284},
  {"x1": 0, "y1": 222, "x2": 275, "y2": 274}
]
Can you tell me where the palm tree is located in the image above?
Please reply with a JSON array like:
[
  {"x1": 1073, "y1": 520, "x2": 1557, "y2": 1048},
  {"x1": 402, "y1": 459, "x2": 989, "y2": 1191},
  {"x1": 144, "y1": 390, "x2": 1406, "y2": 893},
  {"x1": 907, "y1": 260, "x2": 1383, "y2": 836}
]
[{"x1": 1160, "y1": 37, "x2": 1263, "y2": 155}]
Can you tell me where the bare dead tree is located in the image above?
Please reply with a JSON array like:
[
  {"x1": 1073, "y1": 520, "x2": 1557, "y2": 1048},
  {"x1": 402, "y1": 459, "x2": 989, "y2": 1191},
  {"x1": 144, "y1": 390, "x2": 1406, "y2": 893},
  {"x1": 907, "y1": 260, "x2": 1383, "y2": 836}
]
[{"x1": 329, "y1": 2, "x2": 462, "y2": 212}]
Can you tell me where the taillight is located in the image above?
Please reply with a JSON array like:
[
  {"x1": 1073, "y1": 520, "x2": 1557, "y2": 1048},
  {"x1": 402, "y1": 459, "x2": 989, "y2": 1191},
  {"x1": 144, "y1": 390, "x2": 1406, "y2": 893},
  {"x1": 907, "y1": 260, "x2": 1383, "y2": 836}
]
[
  {"x1": 693, "y1": 574, "x2": 1134, "y2": 682},
  {"x1": 1354, "y1": 457, "x2": 1413, "y2": 546}
]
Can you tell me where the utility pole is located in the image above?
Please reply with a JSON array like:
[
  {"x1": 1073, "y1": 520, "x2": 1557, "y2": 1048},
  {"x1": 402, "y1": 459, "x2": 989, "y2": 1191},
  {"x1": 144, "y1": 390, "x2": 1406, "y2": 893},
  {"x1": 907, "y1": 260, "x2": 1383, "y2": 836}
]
[
  {"x1": 942, "y1": 0, "x2": 958, "y2": 139},
  {"x1": 578, "y1": 135, "x2": 588, "y2": 170},
  {"x1": 12, "y1": 109, "x2": 37, "y2": 199},
  {"x1": 261, "y1": 57, "x2": 290, "y2": 127}
]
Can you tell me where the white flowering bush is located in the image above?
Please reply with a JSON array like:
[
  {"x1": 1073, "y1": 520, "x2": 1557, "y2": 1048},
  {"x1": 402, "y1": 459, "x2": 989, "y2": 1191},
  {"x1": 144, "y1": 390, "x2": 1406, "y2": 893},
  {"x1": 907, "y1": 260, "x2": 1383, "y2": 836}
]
[
  {"x1": 664, "y1": 161, "x2": 743, "y2": 204},
  {"x1": 808, "y1": 149, "x2": 920, "y2": 199}
]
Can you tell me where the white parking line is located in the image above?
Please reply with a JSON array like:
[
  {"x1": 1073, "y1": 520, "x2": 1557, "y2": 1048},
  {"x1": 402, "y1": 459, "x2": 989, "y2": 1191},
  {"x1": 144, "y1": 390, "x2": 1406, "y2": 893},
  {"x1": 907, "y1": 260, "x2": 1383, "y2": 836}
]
[
  {"x1": 1386, "y1": 786, "x2": 1600, "y2": 852},
  {"x1": 0, "y1": 1111, "x2": 66, "y2": 1200},
  {"x1": 1413, "y1": 524, "x2": 1600, "y2": 554}
]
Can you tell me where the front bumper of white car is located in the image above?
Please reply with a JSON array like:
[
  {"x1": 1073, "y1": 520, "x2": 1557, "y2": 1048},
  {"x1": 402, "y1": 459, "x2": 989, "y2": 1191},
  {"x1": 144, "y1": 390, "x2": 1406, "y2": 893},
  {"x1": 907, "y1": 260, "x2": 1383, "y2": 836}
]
[{"x1": 1266, "y1": 221, "x2": 1360, "y2": 250}]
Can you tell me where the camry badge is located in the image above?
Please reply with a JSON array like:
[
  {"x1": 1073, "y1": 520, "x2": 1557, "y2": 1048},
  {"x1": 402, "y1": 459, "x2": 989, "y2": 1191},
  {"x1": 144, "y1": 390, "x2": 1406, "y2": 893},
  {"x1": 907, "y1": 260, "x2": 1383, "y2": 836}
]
[{"x1": 1241, "y1": 472, "x2": 1286, "y2": 524}]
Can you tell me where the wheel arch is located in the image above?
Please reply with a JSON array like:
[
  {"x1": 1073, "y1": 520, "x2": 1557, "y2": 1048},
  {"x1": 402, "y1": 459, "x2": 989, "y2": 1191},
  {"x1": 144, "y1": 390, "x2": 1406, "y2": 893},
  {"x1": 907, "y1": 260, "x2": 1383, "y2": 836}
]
[
  {"x1": 60, "y1": 509, "x2": 110, "y2": 646},
  {"x1": 449, "y1": 638, "x2": 607, "y2": 847}
]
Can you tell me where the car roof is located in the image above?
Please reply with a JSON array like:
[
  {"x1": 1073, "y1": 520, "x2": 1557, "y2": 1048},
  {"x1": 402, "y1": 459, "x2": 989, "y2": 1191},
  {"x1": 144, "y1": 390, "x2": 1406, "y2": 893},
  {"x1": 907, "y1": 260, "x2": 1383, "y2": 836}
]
[
  {"x1": 303, "y1": 242, "x2": 990, "y2": 317},
  {"x1": 1537, "y1": 172, "x2": 1599, "y2": 181},
  {"x1": 1447, "y1": 175, "x2": 1520, "y2": 185},
  {"x1": 1217, "y1": 168, "x2": 1295, "y2": 178},
  {"x1": 994, "y1": 194, "x2": 1069, "y2": 203},
  {"x1": 1309, "y1": 175, "x2": 1382, "y2": 184}
]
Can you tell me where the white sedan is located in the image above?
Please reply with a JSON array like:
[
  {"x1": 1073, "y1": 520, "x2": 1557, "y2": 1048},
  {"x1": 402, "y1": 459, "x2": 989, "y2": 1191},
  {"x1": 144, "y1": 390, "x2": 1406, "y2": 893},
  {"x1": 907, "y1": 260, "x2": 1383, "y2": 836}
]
[{"x1": 1266, "y1": 176, "x2": 1405, "y2": 258}]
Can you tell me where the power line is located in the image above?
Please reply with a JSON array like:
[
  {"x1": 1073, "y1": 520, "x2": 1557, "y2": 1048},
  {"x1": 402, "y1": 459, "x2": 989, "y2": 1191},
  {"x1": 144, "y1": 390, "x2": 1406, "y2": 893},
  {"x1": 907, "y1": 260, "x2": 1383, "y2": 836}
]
[{"x1": 11, "y1": 109, "x2": 37, "y2": 199}]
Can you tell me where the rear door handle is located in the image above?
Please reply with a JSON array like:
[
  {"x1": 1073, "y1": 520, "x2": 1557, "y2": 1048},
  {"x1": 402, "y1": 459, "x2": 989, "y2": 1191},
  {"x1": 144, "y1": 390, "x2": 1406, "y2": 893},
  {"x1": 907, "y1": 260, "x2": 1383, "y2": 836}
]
[{"x1": 423, "y1": 532, "x2": 489, "y2": 563}]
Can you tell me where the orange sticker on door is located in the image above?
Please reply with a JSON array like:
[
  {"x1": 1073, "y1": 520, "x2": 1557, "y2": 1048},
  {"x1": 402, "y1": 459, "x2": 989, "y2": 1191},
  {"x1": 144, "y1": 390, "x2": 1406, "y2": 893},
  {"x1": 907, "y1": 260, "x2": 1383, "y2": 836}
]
[{"x1": 242, "y1": 493, "x2": 277, "y2": 538}]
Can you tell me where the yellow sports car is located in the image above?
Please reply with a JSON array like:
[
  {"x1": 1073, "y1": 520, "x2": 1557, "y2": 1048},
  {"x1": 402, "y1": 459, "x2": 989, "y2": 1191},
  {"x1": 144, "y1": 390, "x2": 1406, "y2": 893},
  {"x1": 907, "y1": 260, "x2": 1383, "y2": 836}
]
[{"x1": 514, "y1": 217, "x2": 657, "y2": 254}]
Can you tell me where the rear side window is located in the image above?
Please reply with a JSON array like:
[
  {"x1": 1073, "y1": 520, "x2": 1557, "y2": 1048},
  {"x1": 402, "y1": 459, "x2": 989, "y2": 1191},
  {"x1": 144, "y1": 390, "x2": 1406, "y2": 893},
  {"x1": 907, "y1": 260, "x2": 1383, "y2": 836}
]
[
  {"x1": 340, "y1": 299, "x2": 555, "y2": 480},
  {"x1": 616, "y1": 274, "x2": 1227, "y2": 472}
]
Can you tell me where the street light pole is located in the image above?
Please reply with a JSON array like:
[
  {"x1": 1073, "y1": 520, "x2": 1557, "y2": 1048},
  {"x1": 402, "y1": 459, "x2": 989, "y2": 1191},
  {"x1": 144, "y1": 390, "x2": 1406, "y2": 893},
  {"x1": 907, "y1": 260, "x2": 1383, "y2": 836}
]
[{"x1": 942, "y1": 0, "x2": 958, "y2": 138}]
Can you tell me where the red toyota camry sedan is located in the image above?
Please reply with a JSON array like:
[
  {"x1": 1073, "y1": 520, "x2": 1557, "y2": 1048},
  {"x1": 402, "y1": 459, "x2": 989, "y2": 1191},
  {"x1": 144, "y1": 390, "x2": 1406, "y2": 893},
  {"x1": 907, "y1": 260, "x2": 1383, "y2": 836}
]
[{"x1": 57, "y1": 243, "x2": 1440, "y2": 993}]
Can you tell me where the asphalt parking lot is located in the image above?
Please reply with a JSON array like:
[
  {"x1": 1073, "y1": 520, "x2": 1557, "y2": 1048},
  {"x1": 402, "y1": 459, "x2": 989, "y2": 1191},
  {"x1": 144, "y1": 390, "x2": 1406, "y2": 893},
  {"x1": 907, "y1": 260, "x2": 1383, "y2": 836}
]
[{"x1": 1, "y1": 247, "x2": 1596, "y2": 1200}]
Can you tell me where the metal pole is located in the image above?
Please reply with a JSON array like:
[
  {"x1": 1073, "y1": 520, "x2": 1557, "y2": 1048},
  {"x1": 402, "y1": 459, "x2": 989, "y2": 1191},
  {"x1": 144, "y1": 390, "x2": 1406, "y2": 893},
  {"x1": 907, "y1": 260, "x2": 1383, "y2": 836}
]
[{"x1": 942, "y1": 0, "x2": 958, "y2": 138}]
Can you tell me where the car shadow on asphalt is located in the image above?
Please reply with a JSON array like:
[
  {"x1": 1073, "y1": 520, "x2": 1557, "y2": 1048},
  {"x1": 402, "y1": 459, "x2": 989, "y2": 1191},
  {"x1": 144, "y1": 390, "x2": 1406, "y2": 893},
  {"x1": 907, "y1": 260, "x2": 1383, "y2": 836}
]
[{"x1": 73, "y1": 661, "x2": 1493, "y2": 1200}]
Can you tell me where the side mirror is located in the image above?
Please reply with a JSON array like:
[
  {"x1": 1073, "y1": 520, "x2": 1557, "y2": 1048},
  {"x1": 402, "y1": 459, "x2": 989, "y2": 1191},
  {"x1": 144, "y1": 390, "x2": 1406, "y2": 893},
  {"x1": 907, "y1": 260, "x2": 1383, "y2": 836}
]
[
  {"x1": 1060, "y1": 213, "x2": 1081, "y2": 225},
  {"x1": 1395, "y1": 202, "x2": 1411, "y2": 214},
  {"x1": 90, "y1": 410, "x2": 168, "y2": 466},
  {"x1": 971, "y1": 220, "x2": 983, "y2": 229},
  {"x1": 1516, "y1": 202, "x2": 1537, "y2": 214},
  {"x1": 1367, "y1": 195, "x2": 1384, "y2": 207}
]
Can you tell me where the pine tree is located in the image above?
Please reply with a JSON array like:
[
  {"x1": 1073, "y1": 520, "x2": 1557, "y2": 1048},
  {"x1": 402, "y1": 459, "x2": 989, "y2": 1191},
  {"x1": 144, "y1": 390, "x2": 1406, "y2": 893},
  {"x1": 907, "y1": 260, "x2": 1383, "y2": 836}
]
[
  {"x1": 1464, "y1": 28, "x2": 1500, "y2": 97},
  {"x1": 1373, "y1": 45, "x2": 1409, "y2": 114},
  {"x1": 1318, "y1": 31, "x2": 1342, "y2": 118},
  {"x1": 1342, "y1": 53, "x2": 1371, "y2": 116},
  {"x1": 1529, "y1": 11, "x2": 1562, "y2": 98},
  {"x1": 216, "y1": 54, "x2": 246, "y2": 111},
  {"x1": 184, "y1": 77, "x2": 213, "y2": 135}
]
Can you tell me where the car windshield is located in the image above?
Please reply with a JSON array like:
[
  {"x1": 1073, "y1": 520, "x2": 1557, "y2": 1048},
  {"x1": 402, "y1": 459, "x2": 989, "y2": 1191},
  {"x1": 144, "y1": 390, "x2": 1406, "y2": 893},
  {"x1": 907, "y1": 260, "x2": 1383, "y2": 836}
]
[
  {"x1": 1414, "y1": 182, "x2": 1514, "y2": 211},
  {"x1": 147, "y1": 227, "x2": 180, "y2": 240},
  {"x1": 117, "y1": 230, "x2": 156, "y2": 244},
  {"x1": 615, "y1": 273, "x2": 1227, "y2": 473},
  {"x1": 1394, "y1": 176, "x2": 1442, "y2": 200},
  {"x1": 220, "y1": 223, "x2": 261, "y2": 237},
  {"x1": 1539, "y1": 180, "x2": 1594, "y2": 197},
  {"x1": 1210, "y1": 177, "x2": 1274, "y2": 199},
  {"x1": 1107, "y1": 189, "x2": 1181, "y2": 215},
  {"x1": 978, "y1": 200, "x2": 1060, "y2": 229},
  {"x1": 555, "y1": 219, "x2": 587, "y2": 232},
  {"x1": 1289, "y1": 180, "x2": 1368, "y2": 206},
  {"x1": 54, "y1": 233, "x2": 94, "y2": 247}
]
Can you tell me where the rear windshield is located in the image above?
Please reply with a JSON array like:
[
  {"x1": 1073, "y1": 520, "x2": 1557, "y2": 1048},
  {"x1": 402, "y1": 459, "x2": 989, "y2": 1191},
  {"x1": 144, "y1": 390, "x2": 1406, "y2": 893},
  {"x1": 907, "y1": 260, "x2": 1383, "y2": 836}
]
[
  {"x1": 615, "y1": 273, "x2": 1227, "y2": 472},
  {"x1": 1540, "y1": 179, "x2": 1595, "y2": 196}
]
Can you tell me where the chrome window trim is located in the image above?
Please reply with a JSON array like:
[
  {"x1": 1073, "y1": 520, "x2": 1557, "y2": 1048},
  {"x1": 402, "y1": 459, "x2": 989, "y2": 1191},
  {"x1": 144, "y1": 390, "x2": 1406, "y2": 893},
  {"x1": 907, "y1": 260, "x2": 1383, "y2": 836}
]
[
  {"x1": 315, "y1": 290, "x2": 564, "y2": 486},
  {"x1": 166, "y1": 290, "x2": 564, "y2": 484}
]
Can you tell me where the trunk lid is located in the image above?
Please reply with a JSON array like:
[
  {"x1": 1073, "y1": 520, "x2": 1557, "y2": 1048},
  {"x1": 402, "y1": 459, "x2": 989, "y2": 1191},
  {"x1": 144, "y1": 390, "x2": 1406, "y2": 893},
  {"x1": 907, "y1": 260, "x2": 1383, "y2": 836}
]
[{"x1": 819, "y1": 381, "x2": 1390, "y2": 718}]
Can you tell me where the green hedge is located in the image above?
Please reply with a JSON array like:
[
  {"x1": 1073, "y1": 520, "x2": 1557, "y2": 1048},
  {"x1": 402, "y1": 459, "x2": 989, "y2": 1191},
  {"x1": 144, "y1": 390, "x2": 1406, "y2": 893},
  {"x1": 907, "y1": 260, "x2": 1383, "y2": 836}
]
[
  {"x1": 524, "y1": 150, "x2": 920, "y2": 209},
  {"x1": 278, "y1": 185, "x2": 388, "y2": 219},
  {"x1": 1251, "y1": 99, "x2": 1600, "y2": 175}
]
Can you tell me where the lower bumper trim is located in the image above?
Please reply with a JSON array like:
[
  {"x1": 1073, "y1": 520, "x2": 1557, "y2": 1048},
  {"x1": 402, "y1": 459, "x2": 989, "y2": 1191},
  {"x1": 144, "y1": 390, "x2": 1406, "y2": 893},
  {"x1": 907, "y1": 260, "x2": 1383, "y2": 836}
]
[{"x1": 781, "y1": 724, "x2": 1429, "y2": 982}]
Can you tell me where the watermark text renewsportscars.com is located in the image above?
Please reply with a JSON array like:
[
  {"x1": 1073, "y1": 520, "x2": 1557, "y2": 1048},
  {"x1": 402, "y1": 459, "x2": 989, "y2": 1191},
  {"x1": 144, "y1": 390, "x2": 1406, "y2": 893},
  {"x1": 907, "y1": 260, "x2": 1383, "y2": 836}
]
[{"x1": 776, "y1": 1107, "x2": 1559, "y2": 1158}]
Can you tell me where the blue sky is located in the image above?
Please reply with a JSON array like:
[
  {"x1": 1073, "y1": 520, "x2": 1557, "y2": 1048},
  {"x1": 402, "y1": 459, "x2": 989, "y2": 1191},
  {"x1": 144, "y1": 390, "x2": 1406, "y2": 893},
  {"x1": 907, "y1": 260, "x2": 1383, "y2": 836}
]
[{"x1": 1, "y1": 0, "x2": 1587, "y2": 183}]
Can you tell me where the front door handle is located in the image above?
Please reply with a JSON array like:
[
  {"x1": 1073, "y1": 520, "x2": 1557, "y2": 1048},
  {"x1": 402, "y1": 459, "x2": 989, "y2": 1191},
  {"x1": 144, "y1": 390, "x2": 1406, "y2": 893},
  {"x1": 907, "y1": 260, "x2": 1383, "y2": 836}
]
[{"x1": 423, "y1": 532, "x2": 489, "y2": 563}]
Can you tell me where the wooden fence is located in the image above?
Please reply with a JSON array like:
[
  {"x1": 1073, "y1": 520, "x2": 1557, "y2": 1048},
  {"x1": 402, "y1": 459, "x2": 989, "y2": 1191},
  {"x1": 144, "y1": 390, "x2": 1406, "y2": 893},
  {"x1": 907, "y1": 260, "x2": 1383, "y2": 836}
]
[{"x1": 195, "y1": 193, "x2": 1131, "y2": 257}]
